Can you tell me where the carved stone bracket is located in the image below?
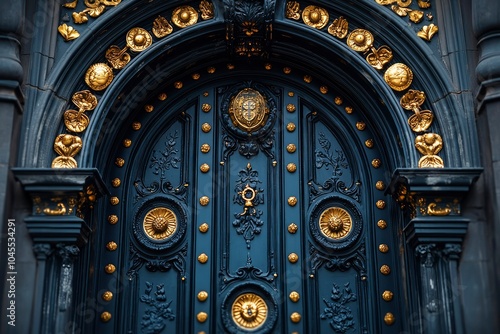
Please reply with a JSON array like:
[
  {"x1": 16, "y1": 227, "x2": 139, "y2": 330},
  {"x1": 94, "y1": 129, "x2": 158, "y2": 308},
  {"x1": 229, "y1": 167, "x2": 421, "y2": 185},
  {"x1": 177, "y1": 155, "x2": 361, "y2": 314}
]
[
  {"x1": 388, "y1": 168, "x2": 482, "y2": 247},
  {"x1": 223, "y1": 0, "x2": 276, "y2": 57},
  {"x1": 12, "y1": 168, "x2": 109, "y2": 247}
]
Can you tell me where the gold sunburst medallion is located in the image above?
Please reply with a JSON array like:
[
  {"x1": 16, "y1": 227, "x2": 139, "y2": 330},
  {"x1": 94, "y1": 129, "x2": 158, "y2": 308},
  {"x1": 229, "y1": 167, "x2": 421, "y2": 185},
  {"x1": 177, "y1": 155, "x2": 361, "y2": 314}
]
[
  {"x1": 319, "y1": 207, "x2": 353, "y2": 240},
  {"x1": 143, "y1": 207, "x2": 177, "y2": 240},
  {"x1": 232, "y1": 293, "x2": 268, "y2": 330},
  {"x1": 229, "y1": 88, "x2": 269, "y2": 133}
]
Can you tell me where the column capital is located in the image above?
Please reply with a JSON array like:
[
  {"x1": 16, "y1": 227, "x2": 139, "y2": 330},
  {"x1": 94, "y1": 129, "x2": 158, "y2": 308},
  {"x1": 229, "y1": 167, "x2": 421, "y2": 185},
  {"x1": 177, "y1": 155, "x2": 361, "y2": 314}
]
[
  {"x1": 13, "y1": 168, "x2": 109, "y2": 247},
  {"x1": 388, "y1": 168, "x2": 482, "y2": 247}
]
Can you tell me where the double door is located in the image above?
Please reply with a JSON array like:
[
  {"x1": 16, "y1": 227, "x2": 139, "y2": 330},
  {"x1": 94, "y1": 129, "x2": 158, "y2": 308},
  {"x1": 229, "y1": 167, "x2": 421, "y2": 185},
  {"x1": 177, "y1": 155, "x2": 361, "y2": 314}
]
[{"x1": 97, "y1": 75, "x2": 401, "y2": 333}]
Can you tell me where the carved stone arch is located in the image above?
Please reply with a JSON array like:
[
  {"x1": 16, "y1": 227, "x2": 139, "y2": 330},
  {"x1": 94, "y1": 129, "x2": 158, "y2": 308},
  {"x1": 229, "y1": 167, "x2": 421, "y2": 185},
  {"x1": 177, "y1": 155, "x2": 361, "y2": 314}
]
[{"x1": 21, "y1": 1, "x2": 479, "y2": 170}]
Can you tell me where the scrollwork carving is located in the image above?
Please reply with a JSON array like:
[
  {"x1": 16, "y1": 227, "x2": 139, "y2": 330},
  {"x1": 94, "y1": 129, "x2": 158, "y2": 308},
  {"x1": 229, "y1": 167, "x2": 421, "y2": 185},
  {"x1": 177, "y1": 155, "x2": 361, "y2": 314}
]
[
  {"x1": 232, "y1": 164, "x2": 264, "y2": 249},
  {"x1": 127, "y1": 244, "x2": 187, "y2": 278}
]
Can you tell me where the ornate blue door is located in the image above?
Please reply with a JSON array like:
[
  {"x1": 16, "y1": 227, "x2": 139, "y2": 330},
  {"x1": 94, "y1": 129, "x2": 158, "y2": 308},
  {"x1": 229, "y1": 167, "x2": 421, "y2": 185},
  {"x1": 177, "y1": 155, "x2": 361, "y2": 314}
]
[{"x1": 96, "y1": 64, "x2": 402, "y2": 333}]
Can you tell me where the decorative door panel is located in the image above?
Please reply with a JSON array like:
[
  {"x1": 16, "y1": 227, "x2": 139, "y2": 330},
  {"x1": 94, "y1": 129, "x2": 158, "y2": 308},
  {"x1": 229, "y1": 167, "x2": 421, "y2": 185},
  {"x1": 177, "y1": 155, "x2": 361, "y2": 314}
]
[{"x1": 97, "y1": 71, "x2": 402, "y2": 333}]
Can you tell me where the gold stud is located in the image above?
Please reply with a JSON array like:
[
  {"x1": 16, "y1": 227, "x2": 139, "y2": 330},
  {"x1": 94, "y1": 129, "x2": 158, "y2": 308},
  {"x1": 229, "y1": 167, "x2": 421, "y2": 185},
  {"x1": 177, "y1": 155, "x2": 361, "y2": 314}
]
[
  {"x1": 200, "y1": 143, "x2": 210, "y2": 153},
  {"x1": 376, "y1": 181, "x2": 385, "y2": 191},
  {"x1": 198, "y1": 253, "x2": 208, "y2": 263},
  {"x1": 289, "y1": 291, "x2": 300, "y2": 302},
  {"x1": 102, "y1": 291, "x2": 113, "y2": 301},
  {"x1": 286, "y1": 122, "x2": 296, "y2": 132},
  {"x1": 286, "y1": 163, "x2": 297, "y2": 173},
  {"x1": 104, "y1": 264, "x2": 116, "y2": 274},
  {"x1": 288, "y1": 252, "x2": 299, "y2": 263},
  {"x1": 356, "y1": 121, "x2": 366, "y2": 130},
  {"x1": 201, "y1": 123, "x2": 212, "y2": 133},
  {"x1": 283, "y1": 67, "x2": 291, "y2": 74},
  {"x1": 200, "y1": 163, "x2": 210, "y2": 173},
  {"x1": 379, "y1": 244, "x2": 389, "y2": 253},
  {"x1": 110, "y1": 197, "x2": 119, "y2": 205},
  {"x1": 345, "y1": 106, "x2": 353, "y2": 114},
  {"x1": 197, "y1": 312, "x2": 208, "y2": 323},
  {"x1": 320, "y1": 86, "x2": 328, "y2": 94},
  {"x1": 100, "y1": 311, "x2": 112, "y2": 322},
  {"x1": 288, "y1": 223, "x2": 298, "y2": 234},
  {"x1": 286, "y1": 143, "x2": 297, "y2": 153},
  {"x1": 106, "y1": 241, "x2": 117, "y2": 251},
  {"x1": 158, "y1": 93, "x2": 167, "y2": 100},
  {"x1": 207, "y1": 67, "x2": 216, "y2": 74},
  {"x1": 197, "y1": 291, "x2": 208, "y2": 302},
  {"x1": 200, "y1": 196, "x2": 210, "y2": 206},
  {"x1": 265, "y1": 63, "x2": 272, "y2": 70},
  {"x1": 199, "y1": 222, "x2": 209, "y2": 233},
  {"x1": 202, "y1": 103, "x2": 211, "y2": 112},
  {"x1": 144, "y1": 105, "x2": 154, "y2": 112},
  {"x1": 377, "y1": 219, "x2": 388, "y2": 229},
  {"x1": 132, "y1": 122, "x2": 141, "y2": 130},
  {"x1": 288, "y1": 196, "x2": 298, "y2": 206},
  {"x1": 382, "y1": 290, "x2": 393, "y2": 302},
  {"x1": 376, "y1": 200, "x2": 386, "y2": 209},
  {"x1": 123, "y1": 139, "x2": 132, "y2": 147},
  {"x1": 334, "y1": 97, "x2": 343, "y2": 105},
  {"x1": 384, "y1": 312, "x2": 395, "y2": 325},
  {"x1": 227, "y1": 63, "x2": 235, "y2": 70},
  {"x1": 108, "y1": 214, "x2": 118, "y2": 224},
  {"x1": 174, "y1": 81, "x2": 183, "y2": 89},
  {"x1": 365, "y1": 139, "x2": 374, "y2": 148},
  {"x1": 203, "y1": 91, "x2": 209, "y2": 97},
  {"x1": 380, "y1": 264, "x2": 391, "y2": 275},
  {"x1": 288, "y1": 91, "x2": 295, "y2": 97},
  {"x1": 286, "y1": 104, "x2": 296, "y2": 112},
  {"x1": 111, "y1": 178, "x2": 121, "y2": 187},
  {"x1": 303, "y1": 75, "x2": 312, "y2": 83},
  {"x1": 372, "y1": 159, "x2": 381, "y2": 168},
  {"x1": 290, "y1": 312, "x2": 301, "y2": 323},
  {"x1": 115, "y1": 158, "x2": 124, "y2": 167}
]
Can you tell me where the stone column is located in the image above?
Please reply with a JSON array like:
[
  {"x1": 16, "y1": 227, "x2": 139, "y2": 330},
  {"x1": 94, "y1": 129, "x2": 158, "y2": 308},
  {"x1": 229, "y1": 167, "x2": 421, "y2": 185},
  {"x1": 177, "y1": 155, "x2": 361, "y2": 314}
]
[
  {"x1": 473, "y1": 3, "x2": 500, "y2": 332},
  {"x1": 13, "y1": 169, "x2": 108, "y2": 334},
  {"x1": 389, "y1": 168, "x2": 481, "y2": 334}
]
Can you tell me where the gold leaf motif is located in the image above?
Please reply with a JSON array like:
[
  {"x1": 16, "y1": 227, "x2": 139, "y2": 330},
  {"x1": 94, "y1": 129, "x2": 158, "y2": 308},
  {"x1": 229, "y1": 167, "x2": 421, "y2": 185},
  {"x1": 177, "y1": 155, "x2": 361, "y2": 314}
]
[
  {"x1": 85, "y1": 63, "x2": 113, "y2": 91},
  {"x1": 52, "y1": 134, "x2": 83, "y2": 168},
  {"x1": 417, "y1": 0, "x2": 431, "y2": 9},
  {"x1": 417, "y1": 23, "x2": 439, "y2": 41},
  {"x1": 375, "y1": 0, "x2": 397, "y2": 4},
  {"x1": 84, "y1": 0, "x2": 101, "y2": 8},
  {"x1": 302, "y1": 5, "x2": 329, "y2": 29},
  {"x1": 199, "y1": 0, "x2": 214, "y2": 20},
  {"x1": 73, "y1": 90, "x2": 98, "y2": 111},
  {"x1": 126, "y1": 27, "x2": 152, "y2": 52},
  {"x1": 328, "y1": 16, "x2": 349, "y2": 39},
  {"x1": 415, "y1": 133, "x2": 442, "y2": 155},
  {"x1": 102, "y1": 0, "x2": 121, "y2": 6},
  {"x1": 397, "y1": 0, "x2": 412, "y2": 7},
  {"x1": 384, "y1": 63, "x2": 413, "y2": 91},
  {"x1": 409, "y1": 10, "x2": 424, "y2": 23},
  {"x1": 143, "y1": 207, "x2": 177, "y2": 240},
  {"x1": 319, "y1": 207, "x2": 352, "y2": 240},
  {"x1": 366, "y1": 45, "x2": 393, "y2": 70},
  {"x1": 232, "y1": 293, "x2": 268, "y2": 330},
  {"x1": 400, "y1": 89, "x2": 426, "y2": 110},
  {"x1": 152, "y1": 16, "x2": 173, "y2": 38},
  {"x1": 408, "y1": 110, "x2": 433, "y2": 132},
  {"x1": 391, "y1": 5, "x2": 412, "y2": 16},
  {"x1": 285, "y1": 1, "x2": 301, "y2": 20},
  {"x1": 87, "y1": 5, "x2": 106, "y2": 18},
  {"x1": 427, "y1": 202, "x2": 451, "y2": 216},
  {"x1": 72, "y1": 11, "x2": 89, "y2": 24},
  {"x1": 58, "y1": 24, "x2": 80, "y2": 42},
  {"x1": 64, "y1": 110, "x2": 90, "y2": 133},
  {"x1": 63, "y1": 0, "x2": 78, "y2": 8},
  {"x1": 172, "y1": 6, "x2": 198, "y2": 28},
  {"x1": 105, "y1": 45, "x2": 131, "y2": 69},
  {"x1": 347, "y1": 29, "x2": 374, "y2": 52}
]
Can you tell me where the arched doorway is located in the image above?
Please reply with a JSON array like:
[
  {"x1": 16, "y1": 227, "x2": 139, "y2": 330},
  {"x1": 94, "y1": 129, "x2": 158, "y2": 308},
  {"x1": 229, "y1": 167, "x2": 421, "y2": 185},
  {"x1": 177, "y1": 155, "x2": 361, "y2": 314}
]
[
  {"x1": 12, "y1": 1, "x2": 483, "y2": 334},
  {"x1": 92, "y1": 61, "x2": 403, "y2": 332}
]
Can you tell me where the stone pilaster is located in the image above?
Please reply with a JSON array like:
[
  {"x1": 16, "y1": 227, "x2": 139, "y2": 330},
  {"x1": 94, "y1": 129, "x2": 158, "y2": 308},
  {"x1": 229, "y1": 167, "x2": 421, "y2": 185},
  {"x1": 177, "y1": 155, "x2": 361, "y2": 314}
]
[
  {"x1": 12, "y1": 168, "x2": 108, "y2": 334},
  {"x1": 389, "y1": 168, "x2": 481, "y2": 334}
]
